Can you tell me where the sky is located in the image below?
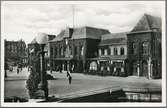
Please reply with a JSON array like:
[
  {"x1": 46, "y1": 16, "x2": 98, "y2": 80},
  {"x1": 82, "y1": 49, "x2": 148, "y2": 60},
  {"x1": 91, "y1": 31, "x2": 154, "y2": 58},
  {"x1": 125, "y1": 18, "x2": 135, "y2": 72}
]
[{"x1": 1, "y1": 1, "x2": 165, "y2": 44}]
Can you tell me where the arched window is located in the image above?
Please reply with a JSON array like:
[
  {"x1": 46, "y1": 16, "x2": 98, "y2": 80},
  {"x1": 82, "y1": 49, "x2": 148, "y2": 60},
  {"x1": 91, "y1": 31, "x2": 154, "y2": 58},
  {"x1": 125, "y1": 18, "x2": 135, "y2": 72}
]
[
  {"x1": 142, "y1": 42, "x2": 149, "y2": 55},
  {"x1": 104, "y1": 49, "x2": 107, "y2": 55},
  {"x1": 98, "y1": 49, "x2": 102, "y2": 56},
  {"x1": 114, "y1": 48, "x2": 117, "y2": 55},
  {"x1": 131, "y1": 42, "x2": 137, "y2": 54},
  {"x1": 120, "y1": 47, "x2": 124, "y2": 55},
  {"x1": 61, "y1": 47, "x2": 64, "y2": 56},
  {"x1": 107, "y1": 48, "x2": 111, "y2": 55}
]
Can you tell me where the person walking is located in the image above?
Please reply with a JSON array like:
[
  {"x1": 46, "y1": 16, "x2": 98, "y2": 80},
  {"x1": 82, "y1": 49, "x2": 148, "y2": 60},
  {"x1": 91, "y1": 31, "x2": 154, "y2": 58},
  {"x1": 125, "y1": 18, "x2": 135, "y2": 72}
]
[
  {"x1": 17, "y1": 65, "x2": 19, "y2": 74},
  {"x1": 67, "y1": 71, "x2": 72, "y2": 84}
]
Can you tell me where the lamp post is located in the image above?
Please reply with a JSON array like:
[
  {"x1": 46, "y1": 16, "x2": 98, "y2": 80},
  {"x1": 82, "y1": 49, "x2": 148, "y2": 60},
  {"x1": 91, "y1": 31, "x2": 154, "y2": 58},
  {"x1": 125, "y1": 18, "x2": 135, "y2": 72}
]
[{"x1": 36, "y1": 33, "x2": 48, "y2": 100}]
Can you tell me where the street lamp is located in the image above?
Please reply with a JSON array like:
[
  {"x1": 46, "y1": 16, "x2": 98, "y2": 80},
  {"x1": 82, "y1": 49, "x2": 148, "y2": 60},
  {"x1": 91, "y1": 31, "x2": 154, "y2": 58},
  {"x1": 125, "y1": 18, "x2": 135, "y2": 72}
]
[{"x1": 36, "y1": 33, "x2": 48, "y2": 100}]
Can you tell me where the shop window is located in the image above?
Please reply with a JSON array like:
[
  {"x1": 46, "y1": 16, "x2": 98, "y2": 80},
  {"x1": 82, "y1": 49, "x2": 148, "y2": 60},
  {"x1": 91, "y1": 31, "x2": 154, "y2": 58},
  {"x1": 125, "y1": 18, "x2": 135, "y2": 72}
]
[{"x1": 89, "y1": 61, "x2": 97, "y2": 71}]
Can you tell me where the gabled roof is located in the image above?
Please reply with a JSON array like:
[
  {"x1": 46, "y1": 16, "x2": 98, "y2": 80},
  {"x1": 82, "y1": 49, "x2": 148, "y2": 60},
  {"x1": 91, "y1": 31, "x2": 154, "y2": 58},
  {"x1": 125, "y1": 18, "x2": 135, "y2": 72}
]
[
  {"x1": 99, "y1": 32, "x2": 127, "y2": 46},
  {"x1": 50, "y1": 30, "x2": 65, "y2": 42},
  {"x1": 131, "y1": 14, "x2": 161, "y2": 32},
  {"x1": 50, "y1": 28, "x2": 73, "y2": 42},
  {"x1": 72, "y1": 26, "x2": 110, "y2": 39}
]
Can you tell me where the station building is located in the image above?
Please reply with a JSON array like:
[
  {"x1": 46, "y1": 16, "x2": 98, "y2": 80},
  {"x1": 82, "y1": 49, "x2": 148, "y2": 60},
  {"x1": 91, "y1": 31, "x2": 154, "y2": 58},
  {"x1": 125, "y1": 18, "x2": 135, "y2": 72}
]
[{"x1": 28, "y1": 14, "x2": 162, "y2": 79}]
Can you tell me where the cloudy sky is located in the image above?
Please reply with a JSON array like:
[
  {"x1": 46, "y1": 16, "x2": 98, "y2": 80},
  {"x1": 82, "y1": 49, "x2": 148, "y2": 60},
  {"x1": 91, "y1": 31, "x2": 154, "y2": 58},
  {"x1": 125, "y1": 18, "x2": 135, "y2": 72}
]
[{"x1": 1, "y1": 1, "x2": 165, "y2": 44}]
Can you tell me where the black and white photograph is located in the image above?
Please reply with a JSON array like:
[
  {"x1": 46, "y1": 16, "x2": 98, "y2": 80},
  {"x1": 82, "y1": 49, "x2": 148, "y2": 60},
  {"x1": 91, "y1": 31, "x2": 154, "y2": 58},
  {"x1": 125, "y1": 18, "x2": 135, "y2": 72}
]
[{"x1": 1, "y1": 1, "x2": 166, "y2": 107}]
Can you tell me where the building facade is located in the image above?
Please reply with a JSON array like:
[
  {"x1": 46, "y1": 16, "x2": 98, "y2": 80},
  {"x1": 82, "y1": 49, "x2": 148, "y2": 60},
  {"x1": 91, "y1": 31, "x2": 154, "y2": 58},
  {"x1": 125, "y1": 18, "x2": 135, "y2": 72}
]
[
  {"x1": 87, "y1": 32, "x2": 128, "y2": 76},
  {"x1": 4, "y1": 39, "x2": 27, "y2": 67},
  {"x1": 127, "y1": 14, "x2": 161, "y2": 79},
  {"x1": 49, "y1": 27, "x2": 110, "y2": 73},
  {"x1": 32, "y1": 14, "x2": 161, "y2": 79}
]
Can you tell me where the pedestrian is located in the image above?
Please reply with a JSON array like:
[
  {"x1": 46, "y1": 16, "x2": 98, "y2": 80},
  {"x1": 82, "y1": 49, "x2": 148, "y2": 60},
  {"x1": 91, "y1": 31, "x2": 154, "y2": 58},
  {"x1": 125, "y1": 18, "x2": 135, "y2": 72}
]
[
  {"x1": 67, "y1": 71, "x2": 72, "y2": 84},
  {"x1": 60, "y1": 66, "x2": 62, "y2": 73},
  {"x1": 69, "y1": 75, "x2": 72, "y2": 84},
  {"x1": 17, "y1": 67, "x2": 19, "y2": 74}
]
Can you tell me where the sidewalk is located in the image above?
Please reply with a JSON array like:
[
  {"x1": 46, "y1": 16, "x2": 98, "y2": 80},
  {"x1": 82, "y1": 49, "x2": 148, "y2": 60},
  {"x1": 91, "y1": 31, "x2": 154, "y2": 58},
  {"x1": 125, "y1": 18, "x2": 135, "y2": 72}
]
[{"x1": 5, "y1": 67, "x2": 29, "y2": 81}]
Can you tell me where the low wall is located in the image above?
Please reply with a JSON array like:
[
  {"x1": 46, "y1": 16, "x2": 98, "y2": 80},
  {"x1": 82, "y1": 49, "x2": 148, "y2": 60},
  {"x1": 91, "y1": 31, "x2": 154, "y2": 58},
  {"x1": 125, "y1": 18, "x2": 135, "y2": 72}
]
[{"x1": 60, "y1": 87, "x2": 161, "y2": 102}]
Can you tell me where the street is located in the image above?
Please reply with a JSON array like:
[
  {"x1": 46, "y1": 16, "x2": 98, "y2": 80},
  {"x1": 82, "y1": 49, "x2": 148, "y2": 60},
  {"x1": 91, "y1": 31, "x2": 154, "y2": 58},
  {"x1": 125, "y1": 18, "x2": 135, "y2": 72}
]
[{"x1": 4, "y1": 67, "x2": 161, "y2": 100}]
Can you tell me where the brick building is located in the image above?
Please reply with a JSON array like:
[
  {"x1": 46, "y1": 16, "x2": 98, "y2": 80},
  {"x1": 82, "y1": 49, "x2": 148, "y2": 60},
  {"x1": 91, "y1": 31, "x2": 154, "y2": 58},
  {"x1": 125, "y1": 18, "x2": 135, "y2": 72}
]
[
  {"x1": 49, "y1": 27, "x2": 110, "y2": 73},
  {"x1": 32, "y1": 13, "x2": 161, "y2": 79},
  {"x1": 127, "y1": 14, "x2": 161, "y2": 79},
  {"x1": 4, "y1": 39, "x2": 27, "y2": 67}
]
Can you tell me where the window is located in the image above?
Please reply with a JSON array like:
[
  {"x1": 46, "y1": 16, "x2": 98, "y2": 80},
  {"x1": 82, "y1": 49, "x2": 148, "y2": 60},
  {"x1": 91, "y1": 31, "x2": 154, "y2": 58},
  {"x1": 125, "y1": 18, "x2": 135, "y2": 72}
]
[
  {"x1": 114, "y1": 48, "x2": 117, "y2": 55},
  {"x1": 74, "y1": 46, "x2": 77, "y2": 56},
  {"x1": 107, "y1": 48, "x2": 111, "y2": 55},
  {"x1": 54, "y1": 47, "x2": 57, "y2": 57},
  {"x1": 89, "y1": 61, "x2": 97, "y2": 71},
  {"x1": 120, "y1": 47, "x2": 124, "y2": 55},
  {"x1": 81, "y1": 45, "x2": 84, "y2": 56},
  {"x1": 61, "y1": 47, "x2": 63, "y2": 56},
  {"x1": 142, "y1": 42, "x2": 149, "y2": 55},
  {"x1": 69, "y1": 46, "x2": 72, "y2": 56},
  {"x1": 50, "y1": 47, "x2": 53, "y2": 57},
  {"x1": 101, "y1": 49, "x2": 104, "y2": 55},
  {"x1": 131, "y1": 42, "x2": 137, "y2": 54},
  {"x1": 104, "y1": 49, "x2": 107, "y2": 55},
  {"x1": 98, "y1": 49, "x2": 102, "y2": 56}
]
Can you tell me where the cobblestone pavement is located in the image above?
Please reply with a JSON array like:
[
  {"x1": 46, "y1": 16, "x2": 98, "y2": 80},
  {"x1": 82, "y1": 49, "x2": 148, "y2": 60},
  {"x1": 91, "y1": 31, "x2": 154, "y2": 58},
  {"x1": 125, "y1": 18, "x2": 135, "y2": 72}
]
[{"x1": 4, "y1": 68, "x2": 161, "y2": 99}]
